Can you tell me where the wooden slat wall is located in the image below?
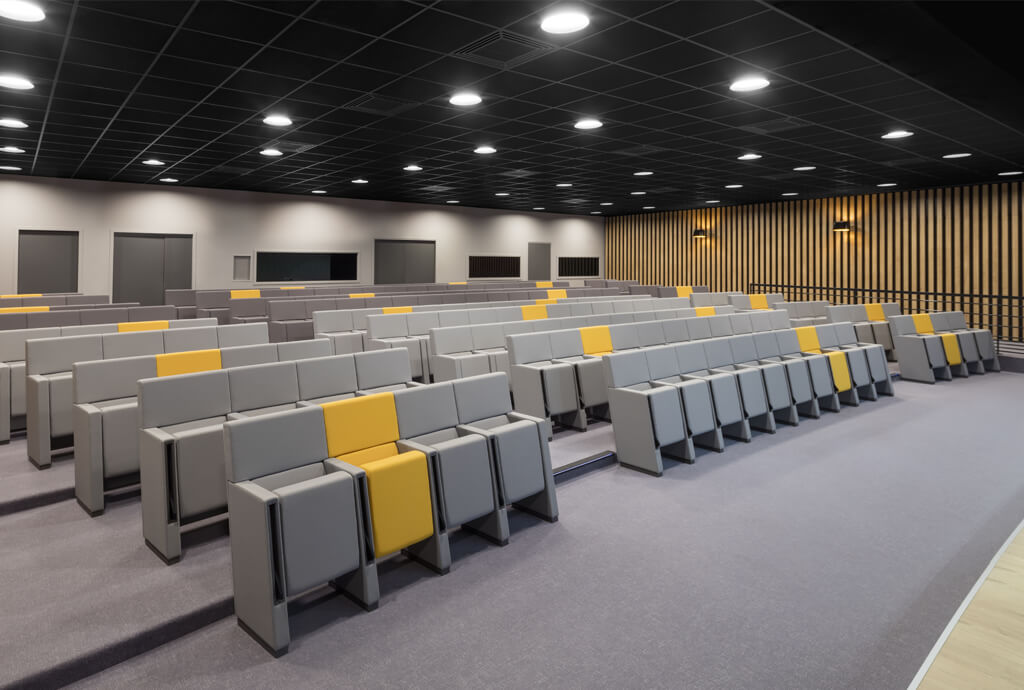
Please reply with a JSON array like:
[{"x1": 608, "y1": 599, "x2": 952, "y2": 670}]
[{"x1": 605, "y1": 182, "x2": 1023, "y2": 341}]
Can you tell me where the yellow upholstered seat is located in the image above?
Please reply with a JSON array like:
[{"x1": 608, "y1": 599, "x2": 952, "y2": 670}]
[
  {"x1": 940, "y1": 333, "x2": 962, "y2": 365},
  {"x1": 794, "y1": 326, "x2": 823, "y2": 354},
  {"x1": 279, "y1": 286, "x2": 305, "y2": 290},
  {"x1": 118, "y1": 320, "x2": 169, "y2": 332},
  {"x1": 580, "y1": 325, "x2": 613, "y2": 356},
  {"x1": 382, "y1": 306, "x2": 413, "y2": 314},
  {"x1": 825, "y1": 352, "x2": 852, "y2": 392},
  {"x1": 521, "y1": 304, "x2": 547, "y2": 320},
  {"x1": 912, "y1": 313, "x2": 935, "y2": 335},
  {"x1": 0, "y1": 306, "x2": 49, "y2": 313},
  {"x1": 230, "y1": 289, "x2": 261, "y2": 299},
  {"x1": 749, "y1": 293, "x2": 769, "y2": 310},
  {"x1": 864, "y1": 303, "x2": 886, "y2": 322},
  {"x1": 695, "y1": 306, "x2": 716, "y2": 317},
  {"x1": 535, "y1": 281, "x2": 553, "y2": 288},
  {"x1": 546, "y1": 289, "x2": 567, "y2": 299},
  {"x1": 322, "y1": 394, "x2": 435, "y2": 557},
  {"x1": 448, "y1": 281, "x2": 467, "y2": 285},
  {"x1": 675, "y1": 286, "x2": 693, "y2": 298},
  {"x1": 1, "y1": 293, "x2": 42, "y2": 298},
  {"x1": 535, "y1": 298, "x2": 557, "y2": 305},
  {"x1": 155, "y1": 349, "x2": 222, "y2": 377},
  {"x1": 349, "y1": 292, "x2": 375, "y2": 298}
]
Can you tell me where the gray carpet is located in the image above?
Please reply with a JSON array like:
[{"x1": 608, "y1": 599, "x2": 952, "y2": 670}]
[
  {"x1": 0, "y1": 437, "x2": 75, "y2": 515},
  {"x1": 550, "y1": 420, "x2": 615, "y2": 471},
  {"x1": 58, "y1": 372, "x2": 1024, "y2": 690}
]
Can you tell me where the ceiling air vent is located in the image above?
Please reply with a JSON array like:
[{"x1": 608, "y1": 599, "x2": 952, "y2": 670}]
[
  {"x1": 454, "y1": 31, "x2": 555, "y2": 70},
  {"x1": 344, "y1": 93, "x2": 419, "y2": 117},
  {"x1": 736, "y1": 117, "x2": 811, "y2": 135},
  {"x1": 265, "y1": 139, "x2": 318, "y2": 154}
]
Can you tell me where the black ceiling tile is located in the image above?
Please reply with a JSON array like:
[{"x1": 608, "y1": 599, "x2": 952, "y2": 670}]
[
  {"x1": 432, "y1": 1, "x2": 547, "y2": 29},
  {"x1": 620, "y1": 40, "x2": 718, "y2": 76},
  {"x1": 303, "y1": 1, "x2": 427, "y2": 36},
  {"x1": 639, "y1": 2, "x2": 769, "y2": 38},
  {"x1": 409, "y1": 55, "x2": 502, "y2": 89},
  {"x1": 691, "y1": 13, "x2": 809, "y2": 55},
  {"x1": 63, "y1": 38, "x2": 153, "y2": 74},
  {"x1": 344, "y1": 39, "x2": 441, "y2": 76},
  {"x1": 71, "y1": 7, "x2": 179, "y2": 52},
  {"x1": 566, "y1": 20, "x2": 677, "y2": 62},
  {"x1": 316, "y1": 63, "x2": 398, "y2": 93},
  {"x1": 164, "y1": 29, "x2": 258, "y2": 66},
  {"x1": 514, "y1": 49, "x2": 606, "y2": 82},
  {"x1": 384, "y1": 8, "x2": 497, "y2": 53},
  {"x1": 242, "y1": 48, "x2": 336, "y2": 82},
  {"x1": 184, "y1": 0, "x2": 295, "y2": 44}
]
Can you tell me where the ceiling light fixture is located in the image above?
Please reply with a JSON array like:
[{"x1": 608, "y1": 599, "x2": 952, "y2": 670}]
[
  {"x1": 0, "y1": 118, "x2": 28, "y2": 128},
  {"x1": 877, "y1": 182, "x2": 897, "y2": 187},
  {"x1": 942, "y1": 153, "x2": 972, "y2": 159},
  {"x1": 633, "y1": 171, "x2": 653, "y2": 176},
  {"x1": 705, "y1": 200, "x2": 720, "y2": 204},
  {"x1": 998, "y1": 170, "x2": 1022, "y2": 176},
  {"x1": 630, "y1": 191, "x2": 646, "y2": 196},
  {"x1": 737, "y1": 153, "x2": 762, "y2": 161},
  {"x1": 642, "y1": 206, "x2": 655, "y2": 210},
  {"x1": 1, "y1": 145, "x2": 24, "y2": 153},
  {"x1": 403, "y1": 164, "x2": 422, "y2": 171},
  {"x1": 693, "y1": 228, "x2": 708, "y2": 239},
  {"x1": 793, "y1": 166, "x2": 816, "y2": 171},
  {"x1": 881, "y1": 129, "x2": 913, "y2": 139},
  {"x1": 311, "y1": 190, "x2": 326, "y2": 194},
  {"x1": 0, "y1": 165, "x2": 21, "y2": 171},
  {"x1": 0, "y1": 0, "x2": 45, "y2": 22},
  {"x1": 600, "y1": 202, "x2": 612, "y2": 206},
  {"x1": 533, "y1": 207, "x2": 545, "y2": 211},
  {"x1": 0, "y1": 74, "x2": 33, "y2": 90},
  {"x1": 474, "y1": 145, "x2": 496, "y2": 154},
  {"x1": 142, "y1": 158, "x2": 164, "y2": 166},
  {"x1": 574, "y1": 118, "x2": 602, "y2": 130},
  {"x1": 446, "y1": 200, "x2": 459, "y2": 204},
  {"x1": 832, "y1": 221, "x2": 851, "y2": 232},
  {"x1": 540, "y1": 8, "x2": 590, "y2": 34},
  {"x1": 352, "y1": 178, "x2": 368, "y2": 184},
  {"x1": 449, "y1": 92, "x2": 482, "y2": 106},
  {"x1": 590, "y1": 211, "x2": 602, "y2": 214},
  {"x1": 729, "y1": 76, "x2": 770, "y2": 92},
  {"x1": 494, "y1": 192, "x2": 510, "y2": 196},
  {"x1": 556, "y1": 183, "x2": 572, "y2": 187},
  {"x1": 262, "y1": 114, "x2": 292, "y2": 127},
  {"x1": 724, "y1": 184, "x2": 743, "y2": 189},
  {"x1": 260, "y1": 148, "x2": 282, "y2": 157},
  {"x1": 782, "y1": 192, "x2": 799, "y2": 197},
  {"x1": 159, "y1": 177, "x2": 178, "y2": 183}
]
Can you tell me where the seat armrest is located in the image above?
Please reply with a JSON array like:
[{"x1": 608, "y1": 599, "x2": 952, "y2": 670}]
[
  {"x1": 75, "y1": 402, "x2": 104, "y2": 416},
  {"x1": 396, "y1": 438, "x2": 435, "y2": 456},
  {"x1": 233, "y1": 479, "x2": 278, "y2": 506},
  {"x1": 227, "y1": 412, "x2": 247, "y2": 421},
  {"x1": 455, "y1": 423, "x2": 491, "y2": 438},
  {"x1": 507, "y1": 410, "x2": 545, "y2": 426},
  {"x1": 323, "y1": 458, "x2": 374, "y2": 559},
  {"x1": 141, "y1": 426, "x2": 175, "y2": 445}
]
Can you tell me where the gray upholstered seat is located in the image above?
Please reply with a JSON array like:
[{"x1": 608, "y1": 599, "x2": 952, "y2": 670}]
[
  {"x1": 507, "y1": 332, "x2": 584, "y2": 433},
  {"x1": 353, "y1": 347, "x2": 420, "y2": 395},
  {"x1": 295, "y1": 354, "x2": 358, "y2": 405}
]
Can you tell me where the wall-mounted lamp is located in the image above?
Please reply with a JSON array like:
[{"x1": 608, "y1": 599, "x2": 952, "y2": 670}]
[
  {"x1": 693, "y1": 228, "x2": 708, "y2": 240},
  {"x1": 832, "y1": 221, "x2": 851, "y2": 232}
]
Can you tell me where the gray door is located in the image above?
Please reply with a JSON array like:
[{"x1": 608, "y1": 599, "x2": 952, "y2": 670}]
[
  {"x1": 18, "y1": 230, "x2": 79, "y2": 293},
  {"x1": 113, "y1": 233, "x2": 192, "y2": 305},
  {"x1": 528, "y1": 242, "x2": 551, "y2": 281},
  {"x1": 374, "y1": 240, "x2": 436, "y2": 284}
]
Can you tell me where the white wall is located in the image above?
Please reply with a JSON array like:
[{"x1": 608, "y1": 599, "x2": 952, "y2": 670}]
[{"x1": 0, "y1": 176, "x2": 605, "y2": 294}]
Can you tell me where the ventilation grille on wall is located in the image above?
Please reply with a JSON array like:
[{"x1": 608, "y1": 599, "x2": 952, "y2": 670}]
[
  {"x1": 454, "y1": 31, "x2": 555, "y2": 70},
  {"x1": 559, "y1": 257, "x2": 600, "y2": 277},
  {"x1": 469, "y1": 255, "x2": 520, "y2": 278}
]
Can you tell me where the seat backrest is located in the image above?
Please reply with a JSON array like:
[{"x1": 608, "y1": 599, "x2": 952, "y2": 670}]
[
  {"x1": 644, "y1": 345, "x2": 681, "y2": 380},
  {"x1": 702, "y1": 337, "x2": 735, "y2": 368},
  {"x1": 712, "y1": 293, "x2": 731, "y2": 307},
  {"x1": 74, "y1": 355, "x2": 157, "y2": 404},
  {"x1": 728, "y1": 313, "x2": 753, "y2": 334},
  {"x1": 406, "y1": 312, "x2": 440, "y2": 336},
  {"x1": 366, "y1": 313, "x2": 408, "y2": 339},
  {"x1": 394, "y1": 381, "x2": 458, "y2": 437},
  {"x1": 729, "y1": 294, "x2": 752, "y2": 309},
  {"x1": 591, "y1": 301, "x2": 615, "y2": 315},
  {"x1": 662, "y1": 318, "x2": 689, "y2": 343},
  {"x1": 708, "y1": 314, "x2": 736, "y2": 336},
  {"x1": 138, "y1": 369, "x2": 231, "y2": 428},
  {"x1": 220, "y1": 343, "x2": 279, "y2": 368},
  {"x1": 470, "y1": 323, "x2": 503, "y2": 350},
  {"x1": 101, "y1": 330, "x2": 165, "y2": 359},
  {"x1": 27, "y1": 334, "x2": 104, "y2": 375},
  {"x1": 451, "y1": 373, "x2": 512, "y2": 424},
  {"x1": 277, "y1": 338, "x2": 333, "y2": 361},
  {"x1": 728, "y1": 334, "x2": 759, "y2": 363},
  {"x1": 815, "y1": 324, "x2": 840, "y2": 348},
  {"x1": 607, "y1": 324, "x2": 639, "y2": 351},
  {"x1": 305, "y1": 299, "x2": 338, "y2": 318},
  {"x1": 432, "y1": 326, "x2": 474, "y2": 356},
  {"x1": 635, "y1": 320, "x2": 666, "y2": 347},
  {"x1": 224, "y1": 406, "x2": 329, "y2": 483},
  {"x1": 502, "y1": 321, "x2": 532, "y2": 336},
  {"x1": 438, "y1": 310, "x2": 471, "y2": 327},
  {"x1": 752, "y1": 331, "x2": 781, "y2": 358},
  {"x1": 217, "y1": 322, "x2": 269, "y2": 347},
  {"x1": 775, "y1": 329, "x2": 802, "y2": 355},
  {"x1": 268, "y1": 299, "x2": 307, "y2": 321},
  {"x1": 945, "y1": 311, "x2": 969, "y2": 330},
  {"x1": 228, "y1": 361, "x2": 299, "y2": 413},
  {"x1": 80, "y1": 307, "x2": 130, "y2": 325},
  {"x1": 507, "y1": 332, "x2": 553, "y2": 365},
  {"x1": 314, "y1": 309, "x2": 354, "y2": 334},
  {"x1": 748, "y1": 311, "x2": 773, "y2": 332},
  {"x1": 550, "y1": 329, "x2": 585, "y2": 359},
  {"x1": 675, "y1": 341, "x2": 710, "y2": 372},
  {"x1": 684, "y1": 316, "x2": 712, "y2": 341},
  {"x1": 0, "y1": 327, "x2": 60, "y2": 363},
  {"x1": 833, "y1": 322, "x2": 858, "y2": 344},
  {"x1": 296, "y1": 354, "x2": 358, "y2": 401},
  {"x1": 129, "y1": 305, "x2": 176, "y2": 321},
  {"x1": 882, "y1": 302, "x2": 902, "y2": 319},
  {"x1": 603, "y1": 350, "x2": 650, "y2": 388},
  {"x1": 169, "y1": 317, "x2": 218, "y2": 329},
  {"x1": 569, "y1": 303, "x2": 594, "y2": 316},
  {"x1": 163, "y1": 326, "x2": 218, "y2": 353},
  {"x1": 769, "y1": 310, "x2": 790, "y2": 330},
  {"x1": 354, "y1": 347, "x2": 412, "y2": 389},
  {"x1": 321, "y1": 392, "x2": 400, "y2": 458}
]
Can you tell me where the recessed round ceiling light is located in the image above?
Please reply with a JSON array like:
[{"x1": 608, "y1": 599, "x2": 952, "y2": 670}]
[
  {"x1": 729, "y1": 76, "x2": 770, "y2": 92},
  {"x1": 877, "y1": 182, "x2": 897, "y2": 187},
  {"x1": 630, "y1": 191, "x2": 646, "y2": 196},
  {"x1": 533, "y1": 207, "x2": 545, "y2": 211},
  {"x1": 724, "y1": 184, "x2": 743, "y2": 189},
  {"x1": 942, "y1": 153, "x2": 972, "y2": 159},
  {"x1": 474, "y1": 145, "x2": 496, "y2": 154},
  {"x1": 0, "y1": 165, "x2": 21, "y2": 171},
  {"x1": 0, "y1": 117, "x2": 28, "y2": 128},
  {"x1": 0, "y1": 73, "x2": 33, "y2": 90},
  {"x1": 0, "y1": 0, "x2": 45, "y2": 22},
  {"x1": 642, "y1": 206, "x2": 655, "y2": 210},
  {"x1": 540, "y1": 8, "x2": 590, "y2": 34},
  {"x1": 705, "y1": 200, "x2": 720, "y2": 204},
  {"x1": 600, "y1": 202, "x2": 613, "y2": 206},
  {"x1": 352, "y1": 178, "x2": 368, "y2": 184},
  {"x1": 142, "y1": 158, "x2": 164, "y2": 166},
  {"x1": 998, "y1": 170, "x2": 1022, "y2": 176},
  {"x1": 262, "y1": 114, "x2": 292, "y2": 127},
  {"x1": 633, "y1": 171, "x2": 653, "y2": 176},
  {"x1": 260, "y1": 148, "x2": 282, "y2": 157},
  {"x1": 737, "y1": 153, "x2": 762, "y2": 161},
  {"x1": 590, "y1": 211, "x2": 602, "y2": 214},
  {"x1": 793, "y1": 166, "x2": 816, "y2": 171},
  {"x1": 403, "y1": 164, "x2": 422, "y2": 171},
  {"x1": 1, "y1": 145, "x2": 24, "y2": 153},
  {"x1": 446, "y1": 200, "x2": 459, "y2": 204},
  {"x1": 574, "y1": 118, "x2": 602, "y2": 130},
  {"x1": 311, "y1": 190, "x2": 326, "y2": 194},
  {"x1": 449, "y1": 92, "x2": 482, "y2": 106},
  {"x1": 494, "y1": 192, "x2": 510, "y2": 196},
  {"x1": 781, "y1": 192, "x2": 799, "y2": 196},
  {"x1": 556, "y1": 183, "x2": 572, "y2": 187},
  {"x1": 158, "y1": 177, "x2": 178, "y2": 182},
  {"x1": 881, "y1": 130, "x2": 913, "y2": 139}
]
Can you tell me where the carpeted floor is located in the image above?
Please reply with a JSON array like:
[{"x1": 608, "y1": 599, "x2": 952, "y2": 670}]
[
  {"x1": 51, "y1": 372, "x2": 1024, "y2": 690},
  {"x1": 0, "y1": 438, "x2": 75, "y2": 515}
]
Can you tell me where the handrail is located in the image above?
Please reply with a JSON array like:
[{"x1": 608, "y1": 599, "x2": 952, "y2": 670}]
[{"x1": 748, "y1": 283, "x2": 1022, "y2": 345}]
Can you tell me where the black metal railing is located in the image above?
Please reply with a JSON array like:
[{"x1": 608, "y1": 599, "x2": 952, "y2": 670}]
[{"x1": 748, "y1": 283, "x2": 1023, "y2": 347}]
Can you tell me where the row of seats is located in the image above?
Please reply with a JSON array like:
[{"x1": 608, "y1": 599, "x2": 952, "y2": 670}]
[
  {"x1": 0, "y1": 319, "x2": 218, "y2": 445},
  {"x1": 889, "y1": 312, "x2": 999, "y2": 382},
  {"x1": 826, "y1": 303, "x2": 902, "y2": 357},
  {"x1": 774, "y1": 300, "x2": 831, "y2": 325},
  {"x1": 22, "y1": 323, "x2": 265, "y2": 467},
  {"x1": 73, "y1": 337, "x2": 358, "y2": 514},
  {"x1": 603, "y1": 323, "x2": 894, "y2": 475},
  {"x1": 0, "y1": 293, "x2": 110, "y2": 308},
  {"x1": 223, "y1": 371, "x2": 558, "y2": 655},
  {"x1": 0, "y1": 304, "x2": 175, "y2": 331},
  {"x1": 728, "y1": 293, "x2": 786, "y2": 311},
  {"x1": 508, "y1": 311, "x2": 789, "y2": 432}
]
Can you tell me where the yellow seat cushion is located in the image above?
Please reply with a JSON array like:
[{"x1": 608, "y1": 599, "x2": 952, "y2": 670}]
[
  {"x1": 940, "y1": 333, "x2": 962, "y2": 365},
  {"x1": 155, "y1": 349, "x2": 222, "y2": 377},
  {"x1": 535, "y1": 281, "x2": 553, "y2": 288},
  {"x1": 0, "y1": 306, "x2": 49, "y2": 313},
  {"x1": 521, "y1": 304, "x2": 547, "y2": 320},
  {"x1": 675, "y1": 286, "x2": 693, "y2": 298},
  {"x1": 448, "y1": 281, "x2": 467, "y2": 285},
  {"x1": 825, "y1": 351, "x2": 852, "y2": 392},
  {"x1": 749, "y1": 293, "x2": 769, "y2": 310},
  {"x1": 546, "y1": 289, "x2": 567, "y2": 299},
  {"x1": 794, "y1": 326, "x2": 823, "y2": 355},
  {"x1": 535, "y1": 298, "x2": 557, "y2": 305},
  {"x1": 349, "y1": 292, "x2": 375, "y2": 298},
  {"x1": 230, "y1": 289, "x2": 261, "y2": 299},
  {"x1": 361, "y1": 450, "x2": 434, "y2": 557},
  {"x1": 321, "y1": 393, "x2": 399, "y2": 457},
  {"x1": 580, "y1": 325, "x2": 613, "y2": 356},
  {"x1": 118, "y1": 320, "x2": 169, "y2": 333},
  {"x1": 337, "y1": 442, "x2": 400, "y2": 468},
  {"x1": 1, "y1": 293, "x2": 41, "y2": 298},
  {"x1": 695, "y1": 306, "x2": 716, "y2": 317},
  {"x1": 382, "y1": 306, "x2": 413, "y2": 314},
  {"x1": 864, "y1": 303, "x2": 886, "y2": 322},
  {"x1": 912, "y1": 313, "x2": 935, "y2": 335},
  {"x1": 279, "y1": 286, "x2": 305, "y2": 290}
]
